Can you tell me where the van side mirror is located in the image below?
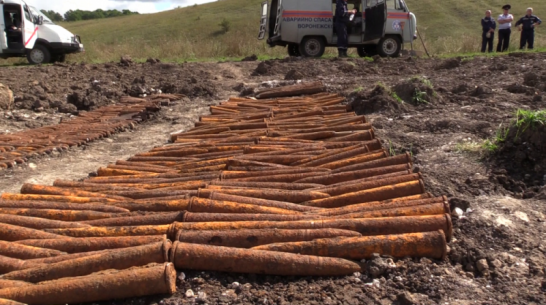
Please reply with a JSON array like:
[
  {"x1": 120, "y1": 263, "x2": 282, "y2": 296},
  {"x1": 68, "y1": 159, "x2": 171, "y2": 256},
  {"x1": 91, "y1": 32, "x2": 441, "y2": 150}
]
[{"x1": 36, "y1": 15, "x2": 43, "y2": 25}]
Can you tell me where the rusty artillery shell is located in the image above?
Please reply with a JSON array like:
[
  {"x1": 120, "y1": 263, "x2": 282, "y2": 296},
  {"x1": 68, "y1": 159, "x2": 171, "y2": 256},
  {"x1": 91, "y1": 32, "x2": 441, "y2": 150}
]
[
  {"x1": 110, "y1": 199, "x2": 190, "y2": 212},
  {"x1": 0, "y1": 223, "x2": 66, "y2": 241},
  {"x1": 175, "y1": 228, "x2": 361, "y2": 248},
  {"x1": 201, "y1": 188, "x2": 329, "y2": 204},
  {"x1": 233, "y1": 172, "x2": 324, "y2": 183},
  {"x1": 189, "y1": 197, "x2": 299, "y2": 215},
  {"x1": 82, "y1": 212, "x2": 185, "y2": 227},
  {"x1": 0, "y1": 255, "x2": 40, "y2": 274},
  {"x1": 295, "y1": 146, "x2": 371, "y2": 167},
  {"x1": 330, "y1": 201, "x2": 450, "y2": 219},
  {"x1": 44, "y1": 225, "x2": 170, "y2": 238},
  {"x1": 0, "y1": 280, "x2": 32, "y2": 289},
  {"x1": 0, "y1": 298, "x2": 27, "y2": 305},
  {"x1": 0, "y1": 208, "x2": 114, "y2": 222},
  {"x1": 311, "y1": 195, "x2": 443, "y2": 216},
  {"x1": 0, "y1": 241, "x2": 64, "y2": 259},
  {"x1": 220, "y1": 168, "x2": 328, "y2": 180},
  {"x1": 19, "y1": 184, "x2": 126, "y2": 201},
  {"x1": 316, "y1": 173, "x2": 421, "y2": 196},
  {"x1": 170, "y1": 241, "x2": 361, "y2": 276},
  {"x1": 169, "y1": 214, "x2": 453, "y2": 241},
  {"x1": 0, "y1": 194, "x2": 113, "y2": 204},
  {"x1": 310, "y1": 170, "x2": 411, "y2": 191},
  {"x1": 2, "y1": 240, "x2": 171, "y2": 283},
  {"x1": 182, "y1": 212, "x2": 318, "y2": 222},
  {"x1": 22, "y1": 250, "x2": 110, "y2": 265},
  {"x1": 16, "y1": 235, "x2": 166, "y2": 253},
  {"x1": 0, "y1": 263, "x2": 176, "y2": 305},
  {"x1": 294, "y1": 163, "x2": 412, "y2": 185},
  {"x1": 206, "y1": 192, "x2": 319, "y2": 212},
  {"x1": 210, "y1": 180, "x2": 322, "y2": 191},
  {"x1": 252, "y1": 230, "x2": 447, "y2": 260},
  {"x1": 318, "y1": 150, "x2": 388, "y2": 170},
  {"x1": 0, "y1": 200, "x2": 129, "y2": 213},
  {"x1": 302, "y1": 180, "x2": 426, "y2": 208},
  {"x1": 0, "y1": 214, "x2": 89, "y2": 229},
  {"x1": 331, "y1": 153, "x2": 412, "y2": 174}
]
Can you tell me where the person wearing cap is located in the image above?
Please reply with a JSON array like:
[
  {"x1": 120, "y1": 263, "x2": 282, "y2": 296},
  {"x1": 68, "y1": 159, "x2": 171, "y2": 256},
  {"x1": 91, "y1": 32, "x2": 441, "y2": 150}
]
[
  {"x1": 515, "y1": 8, "x2": 542, "y2": 50},
  {"x1": 481, "y1": 10, "x2": 496, "y2": 53},
  {"x1": 497, "y1": 4, "x2": 514, "y2": 52}
]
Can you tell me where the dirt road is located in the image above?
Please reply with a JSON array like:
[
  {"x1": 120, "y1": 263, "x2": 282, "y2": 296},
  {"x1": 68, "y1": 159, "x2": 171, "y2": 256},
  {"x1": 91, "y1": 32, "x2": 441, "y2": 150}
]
[{"x1": 0, "y1": 53, "x2": 545, "y2": 304}]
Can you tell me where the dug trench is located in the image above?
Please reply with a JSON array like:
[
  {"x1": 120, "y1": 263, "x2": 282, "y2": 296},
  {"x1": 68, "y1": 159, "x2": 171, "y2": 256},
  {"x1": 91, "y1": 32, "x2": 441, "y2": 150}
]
[{"x1": 0, "y1": 53, "x2": 544, "y2": 304}]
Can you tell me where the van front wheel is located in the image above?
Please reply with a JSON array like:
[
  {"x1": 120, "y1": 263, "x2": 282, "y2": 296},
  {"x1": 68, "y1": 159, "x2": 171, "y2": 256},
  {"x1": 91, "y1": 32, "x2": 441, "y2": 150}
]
[
  {"x1": 27, "y1": 45, "x2": 51, "y2": 65},
  {"x1": 377, "y1": 36, "x2": 401, "y2": 57},
  {"x1": 287, "y1": 44, "x2": 301, "y2": 57},
  {"x1": 299, "y1": 37, "x2": 325, "y2": 58}
]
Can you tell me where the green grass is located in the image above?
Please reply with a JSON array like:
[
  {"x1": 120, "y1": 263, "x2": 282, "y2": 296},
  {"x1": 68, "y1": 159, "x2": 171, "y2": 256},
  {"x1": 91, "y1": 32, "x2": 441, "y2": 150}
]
[
  {"x1": 515, "y1": 109, "x2": 546, "y2": 134},
  {"x1": 2, "y1": 0, "x2": 546, "y2": 63},
  {"x1": 412, "y1": 89, "x2": 429, "y2": 104}
]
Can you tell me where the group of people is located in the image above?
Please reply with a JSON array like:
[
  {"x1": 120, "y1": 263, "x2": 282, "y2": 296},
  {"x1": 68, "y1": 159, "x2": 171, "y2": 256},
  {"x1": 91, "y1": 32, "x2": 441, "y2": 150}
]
[{"x1": 481, "y1": 4, "x2": 542, "y2": 53}]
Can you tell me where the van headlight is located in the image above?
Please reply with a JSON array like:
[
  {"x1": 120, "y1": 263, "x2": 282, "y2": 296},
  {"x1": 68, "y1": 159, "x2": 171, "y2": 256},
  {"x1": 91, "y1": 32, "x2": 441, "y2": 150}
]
[{"x1": 72, "y1": 36, "x2": 81, "y2": 44}]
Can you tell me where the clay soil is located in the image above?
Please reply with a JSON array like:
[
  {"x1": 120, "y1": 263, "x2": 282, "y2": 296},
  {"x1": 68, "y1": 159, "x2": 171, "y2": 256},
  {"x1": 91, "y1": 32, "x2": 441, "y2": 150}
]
[{"x1": 1, "y1": 53, "x2": 546, "y2": 305}]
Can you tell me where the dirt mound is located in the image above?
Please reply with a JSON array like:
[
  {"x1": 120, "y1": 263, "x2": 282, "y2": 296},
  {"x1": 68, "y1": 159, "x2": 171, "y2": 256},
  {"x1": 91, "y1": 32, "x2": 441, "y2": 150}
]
[
  {"x1": 491, "y1": 123, "x2": 546, "y2": 198},
  {"x1": 392, "y1": 77, "x2": 440, "y2": 106},
  {"x1": 0, "y1": 83, "x2": 13, "y2": 110},
  {"x1": 435, "y1": 58, "x2": 461, "y2": 70},
  {"x1": 284, "y1": 69, "x2": 305, "y2": 80},
  {"x1": 350, "y1": 84, "x2": 408, "y2": 115}
]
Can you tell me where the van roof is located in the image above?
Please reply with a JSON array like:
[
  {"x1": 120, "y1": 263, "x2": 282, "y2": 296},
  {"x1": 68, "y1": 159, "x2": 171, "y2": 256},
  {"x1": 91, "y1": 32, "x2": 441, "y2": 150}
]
[{"x1": 2, "y1": 0, "x2": 27, "y2": 6}]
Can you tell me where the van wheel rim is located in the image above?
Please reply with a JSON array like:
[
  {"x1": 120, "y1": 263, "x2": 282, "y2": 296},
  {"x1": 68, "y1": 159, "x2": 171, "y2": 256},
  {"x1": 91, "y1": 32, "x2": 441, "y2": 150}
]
[
  {"x1": 305, "y1": 40, "x2": 321, "y2": 56},
  {"x1": 30, "y1": 49, "x2": 45, "y2": 63},
  {"x1": 382, "y1": 38, "x2": 398, "y2": 55}
]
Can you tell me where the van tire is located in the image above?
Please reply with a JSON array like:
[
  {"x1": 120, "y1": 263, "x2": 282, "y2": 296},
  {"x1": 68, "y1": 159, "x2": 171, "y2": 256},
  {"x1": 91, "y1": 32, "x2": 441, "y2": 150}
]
[
  {"x1": 52, "y1": 54, "x2": 66, "y2": 63},
  {"x1": 356, "y1": 46, "x2": 366, "y2": 57},
  {"x1": 27, "y1": 45, "x2": 51, "y2": 65},
  {"x1": 287, "y1": 44, "x2": 301, "y2": 57},
  {"x1": 299, "y1": 37, "x2": 325, "y2": 58},
  {"x1": 377, "y1": 35, "x2": 402, "y2": 57},
  {"x1": 364, "y1": 45, "x2": 378, "y2": 57}
]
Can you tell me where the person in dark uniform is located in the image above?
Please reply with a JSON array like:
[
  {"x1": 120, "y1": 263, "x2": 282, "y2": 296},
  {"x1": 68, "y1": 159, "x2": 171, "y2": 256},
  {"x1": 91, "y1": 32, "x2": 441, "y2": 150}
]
[
  {"x1": 481, "y1": 10, "x2": 496, "y2": 52},
  {"x1": 335, "y1": 0, "x2": 356, "y2": 58},
  {"x1": 515, "y1": 8, "x2": 542, "y2": 50},
  {"x1": 497, "y1": 4, "x2": 513, "y2": 52}
]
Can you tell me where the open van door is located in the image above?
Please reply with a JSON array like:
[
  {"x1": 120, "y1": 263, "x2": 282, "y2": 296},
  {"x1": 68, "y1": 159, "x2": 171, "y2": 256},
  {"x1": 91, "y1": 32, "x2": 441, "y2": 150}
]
[
  {"x1": 258, "y1": 1, "x2": 268, "y2": 40},
  {"x1": 363, "y1": 0, "x2": 387, "y2": 41},
  {"x1": 22, "y1": 5, "x2": 37, "y2": 49}
]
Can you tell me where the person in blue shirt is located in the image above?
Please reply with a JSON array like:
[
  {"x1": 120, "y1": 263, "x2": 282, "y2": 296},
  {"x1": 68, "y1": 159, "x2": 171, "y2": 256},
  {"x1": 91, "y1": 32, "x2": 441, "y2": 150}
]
[
  {"x1": 515, "y1": 8, "x2": 542, "y2": 50},
  {"x1": 481, "y1": 10, "x2": 496, "y2": 53},
  {"x1": 335, "y1": 0, "x2": 356, "y2": 57}
]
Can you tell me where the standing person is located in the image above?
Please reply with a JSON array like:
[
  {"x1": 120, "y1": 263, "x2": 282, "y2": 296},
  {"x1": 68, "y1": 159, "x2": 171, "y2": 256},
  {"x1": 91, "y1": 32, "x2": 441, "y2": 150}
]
[
  {"x1": 515, "y1": 8, "x2": 542, "y2": 50},
  {"x1": 335, "y1": 0, "x2": 356, "y2": 58},
  {"x1": 481, "y1": 10, "x2": 496, "y2": 53},
  {"x1": 497, "y1": 4, "x2": 514, "y2": 52}
]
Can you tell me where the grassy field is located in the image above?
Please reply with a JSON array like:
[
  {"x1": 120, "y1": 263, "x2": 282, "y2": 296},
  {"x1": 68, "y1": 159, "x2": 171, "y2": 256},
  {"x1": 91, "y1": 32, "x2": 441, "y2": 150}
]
[{"x1": 22, "y1": 0, "x2": 546, "y2": 62}]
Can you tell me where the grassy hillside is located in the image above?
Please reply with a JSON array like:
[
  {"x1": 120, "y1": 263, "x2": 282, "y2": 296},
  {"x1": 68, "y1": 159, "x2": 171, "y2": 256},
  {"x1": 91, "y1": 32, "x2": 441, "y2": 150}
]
[{"x1": 58, "y1": 0, "x2": 546, "y2": 62}]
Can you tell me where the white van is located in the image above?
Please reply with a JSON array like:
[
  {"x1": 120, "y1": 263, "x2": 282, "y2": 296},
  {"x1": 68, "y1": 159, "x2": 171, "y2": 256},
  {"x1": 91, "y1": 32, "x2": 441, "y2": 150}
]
[
  {"x1": 258, "y1": 0, "x2": 417, "y2": 57},
  {"x1": 0, "y1": 0, "x2": 84, "y2": 64}
]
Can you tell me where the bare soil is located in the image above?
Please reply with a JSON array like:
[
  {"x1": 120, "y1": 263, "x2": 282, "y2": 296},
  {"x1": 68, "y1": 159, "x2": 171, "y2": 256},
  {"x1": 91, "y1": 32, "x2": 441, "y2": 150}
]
[{"x1": 1, "y1": 53, "x2": 546, "y2": 305}]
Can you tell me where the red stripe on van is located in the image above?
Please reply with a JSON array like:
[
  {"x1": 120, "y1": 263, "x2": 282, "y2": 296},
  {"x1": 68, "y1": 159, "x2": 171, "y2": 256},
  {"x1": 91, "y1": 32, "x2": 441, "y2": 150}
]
[{"x1": 24, "y1": 26, "x2": 38, "y2": 47}]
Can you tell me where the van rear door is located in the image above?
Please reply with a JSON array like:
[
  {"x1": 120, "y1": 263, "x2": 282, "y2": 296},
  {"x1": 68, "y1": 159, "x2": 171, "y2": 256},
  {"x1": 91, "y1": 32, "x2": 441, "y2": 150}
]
[
  {"x1": 258, "y1": 1, "x2": 268, "y2": 40},
  {"x1": 22, "y1": 5, "x2": 37, "y2": 49},
  {"x1": 363, "y1": 0, "x2": 387, "y2": 41}
]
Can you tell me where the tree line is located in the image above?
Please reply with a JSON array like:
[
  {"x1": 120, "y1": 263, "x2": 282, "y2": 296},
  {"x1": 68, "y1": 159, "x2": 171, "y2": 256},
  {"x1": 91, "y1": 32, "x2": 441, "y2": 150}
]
[{"x1": 40, "y1": 9, "x2": 139, "y2": 22}]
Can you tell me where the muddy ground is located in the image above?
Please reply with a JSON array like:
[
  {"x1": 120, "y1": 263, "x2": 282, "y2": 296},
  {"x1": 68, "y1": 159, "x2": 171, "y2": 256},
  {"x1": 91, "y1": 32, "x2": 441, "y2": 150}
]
[{"x1": 0, "y1": 53, "x2": 545, "y2": 305}]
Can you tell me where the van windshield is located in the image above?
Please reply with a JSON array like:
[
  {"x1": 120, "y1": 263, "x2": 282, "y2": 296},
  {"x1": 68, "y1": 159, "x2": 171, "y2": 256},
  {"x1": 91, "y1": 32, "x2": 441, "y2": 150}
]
[{"x1": 29, "y1": 6, "x2": 54, "y2": 24}]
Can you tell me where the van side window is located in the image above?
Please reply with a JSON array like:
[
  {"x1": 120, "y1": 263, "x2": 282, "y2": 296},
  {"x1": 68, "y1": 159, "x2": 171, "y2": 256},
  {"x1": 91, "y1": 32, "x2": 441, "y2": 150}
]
[
  {"x1": 23, "y1": 7, "x2": 31, "y2": 22},
  {"x1": 386, "y1": 0, "x2": 397, "y2": 10}
]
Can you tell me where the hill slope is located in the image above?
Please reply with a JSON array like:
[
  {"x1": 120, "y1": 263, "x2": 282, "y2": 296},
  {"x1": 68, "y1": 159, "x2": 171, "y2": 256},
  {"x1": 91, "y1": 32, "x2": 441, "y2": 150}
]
[{"x1": 60, "y1": 0, "x2": 546, "y2": 62}]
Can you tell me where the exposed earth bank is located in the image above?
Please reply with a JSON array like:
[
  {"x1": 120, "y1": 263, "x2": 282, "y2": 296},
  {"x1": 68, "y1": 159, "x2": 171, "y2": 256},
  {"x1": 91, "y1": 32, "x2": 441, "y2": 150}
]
[{"x1": 0, "y1": 53, "x2": 545, "y2": 304}]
